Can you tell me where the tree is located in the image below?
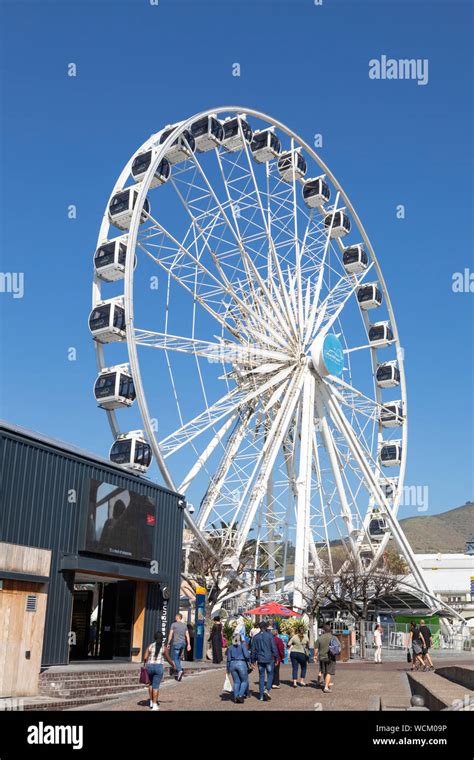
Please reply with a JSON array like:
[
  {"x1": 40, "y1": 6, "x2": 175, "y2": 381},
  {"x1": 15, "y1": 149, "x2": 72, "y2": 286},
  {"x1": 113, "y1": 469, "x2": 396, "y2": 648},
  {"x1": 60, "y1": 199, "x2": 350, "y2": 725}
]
[
  {"x1": 383, "y1": 549, "x2": 409, "y2": 576},
  {"x1": 295, "y1": 572, "x2": 333, "y2": 652},
  {"x1": 182, "y1": 535, "x2": 255, "y2": 640},
  {"x1": 325, "y1": 560, "x2": 401, "y2": 659}
]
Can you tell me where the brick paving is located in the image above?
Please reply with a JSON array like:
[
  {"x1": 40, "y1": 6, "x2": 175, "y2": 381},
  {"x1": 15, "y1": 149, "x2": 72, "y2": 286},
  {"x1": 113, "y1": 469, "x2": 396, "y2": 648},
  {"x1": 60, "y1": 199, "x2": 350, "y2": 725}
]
[{"x1": 73, "y1": 661, "x2": 418, "y2": 712}]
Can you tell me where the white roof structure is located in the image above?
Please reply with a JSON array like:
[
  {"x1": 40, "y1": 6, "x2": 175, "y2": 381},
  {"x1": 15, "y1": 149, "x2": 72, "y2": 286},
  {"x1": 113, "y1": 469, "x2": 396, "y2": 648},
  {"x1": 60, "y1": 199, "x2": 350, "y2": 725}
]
[{"x1": 414, "y1": 553, "x2": 474, "y2": 594}]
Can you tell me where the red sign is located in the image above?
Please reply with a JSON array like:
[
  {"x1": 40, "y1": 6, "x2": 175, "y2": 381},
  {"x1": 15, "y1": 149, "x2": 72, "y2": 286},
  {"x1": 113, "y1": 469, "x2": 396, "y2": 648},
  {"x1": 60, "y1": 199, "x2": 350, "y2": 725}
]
[{"x1": 146, "y1": 514, "x2": 156, "y2": 526}]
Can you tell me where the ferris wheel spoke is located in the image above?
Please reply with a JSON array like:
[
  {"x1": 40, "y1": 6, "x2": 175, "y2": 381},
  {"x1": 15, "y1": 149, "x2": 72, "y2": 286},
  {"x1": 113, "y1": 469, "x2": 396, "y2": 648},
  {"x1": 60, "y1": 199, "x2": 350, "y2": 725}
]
[
  {"x1": 178, "y1": 413, "x2": 240, "y2": 494},
  {"x1": 230, "y1": 366, "x2": 307, "y2": 559},
  {"x1": 311, "y1": 433, "x2": 339, "y2": 573},
  {"x1": 159, "y1": 386, "x2": 247, "y2": 457},
  {"x1": 214, "y1": 149, "x2": 269, "y2": 327},
  {"x1": 320, "y1": 381, "x2": 429, "y2": 592},
  {"x1": 293, "y1": 373, "x2": 317, "y2": 607},
  {"x1": 288, "y1": 138, "x2": 305, "y2": 339},
  {"x1": 136, "y1": 238, "x2": 242, "y2": 341},
  {"x1": 237, "y1": 125, "x2": 300, "y2": 339},
  {"x1": 140, "y1": 211, "x2": 277, "y2": 343},
  {"x1": 160, "y1": 362, "x2": 298, "y2": 459},
  {"x1": 300, "y1": 196, "x2": 341, "y2": 344},
  {"x1": 139, "y1": 235, "x2": 287, "y2": 351},
  {"x1": 310, "y1": 263, "x2": 375, "y2": 346},
  {"x1": 195, "y1": 405, "x2": 256, "y2": 529},
  {"x1": 324, "y1": 376, "x2": 383, "y2": 421},
  {"x1": 133, "y1": 329, "x2": 289, "y2": 364},
  {"x1": 314, "y1": 381, "x2": 362, "y2": 567},
  {"x1": 214, "y1": 151, "x2": 297, "y2": 345}
]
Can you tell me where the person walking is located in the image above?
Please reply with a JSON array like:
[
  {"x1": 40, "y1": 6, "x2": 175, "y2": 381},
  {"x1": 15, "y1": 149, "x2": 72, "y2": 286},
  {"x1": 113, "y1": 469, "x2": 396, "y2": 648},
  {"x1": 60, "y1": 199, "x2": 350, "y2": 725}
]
[
  {"x1": 251, "y1": 621, "x2": 278, "y2": 701},
  {"x1": 167, "y1": 613, "x2": 191, "y2": 681},
  {"x1": 226, "y1": 633, "x2": 252, "y2": 703},
  {"x1": 209, "y1": 616, "x2": 224, "y2": 664},
  {"x1": 288, "y1": 624, "x2": 310, "y2": 687},
  {"x1": 419, "y1": 619, "x2": 434, "y2": 671},
  {"x1": 249, "y1": 622, "x2": 260, "y2": 639},
  {"x1": 315, "y1": 623, "x2": 337, "y2": 693},
  {"x1": 373, "y1": 624, "x2": 383, "y2": 664},
  {"x1": 185, "y1": 623, "x2": 195, "y2": 661},
  {"x1": 144, "y1": 631, "x2": 174, "y2": 710},
  {"x1": 234, "y1": 615, "x2": 247, "y2": 643},
  {"x1": 409, "y1": 621, "x2": 426, "y2": 671},
  {"x1": 271, "y1": 627, "x2": 285, "y2": 689}
]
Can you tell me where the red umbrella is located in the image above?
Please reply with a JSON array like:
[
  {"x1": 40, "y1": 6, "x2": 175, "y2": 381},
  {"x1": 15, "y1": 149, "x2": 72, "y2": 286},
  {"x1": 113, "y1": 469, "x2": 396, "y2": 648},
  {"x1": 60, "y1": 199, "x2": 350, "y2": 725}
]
[{"x1": 245, "y1": 601, "x2": 301, "y2": 617}]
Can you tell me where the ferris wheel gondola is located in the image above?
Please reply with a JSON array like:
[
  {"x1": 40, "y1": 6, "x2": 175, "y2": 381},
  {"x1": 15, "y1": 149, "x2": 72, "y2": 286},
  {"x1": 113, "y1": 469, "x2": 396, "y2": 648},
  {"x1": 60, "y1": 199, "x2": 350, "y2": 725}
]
[
  {"x1": 302, "y1": 176, "x2": 331, "y2": 208},
  {"x1": 368, "y1": 321, "x2": 394, "y2": 347},
  {"x1": 108, "y1": 188, "x2": 150, "y2": 230},
  {"x1": 131, "y1": 151, "x2": 171, "y2": 187},
  {"x1": 158, "y1": 125, "x2": 195, "y2": 164},
  {"x1": 221, "y1": 115, "x2": 253, "y2": 152},
  {"x1": 89, "y1": 297, "x2": 125, "y2": 343},
  {"x1": 324, "y1": 210, "x2": 351, "y2": 238},
  {"x1": 343, "y1": 244, "x2": 368, "y2": 274},
  {"x1": 94, "y1": 365, "x2": 136, "y2": 410},
  {"x1": 109, "y1": 431, "x2": 152, "y2": 472},
  {"x1": 277, "y1": 149, "x2": 307, "y2": 182}
]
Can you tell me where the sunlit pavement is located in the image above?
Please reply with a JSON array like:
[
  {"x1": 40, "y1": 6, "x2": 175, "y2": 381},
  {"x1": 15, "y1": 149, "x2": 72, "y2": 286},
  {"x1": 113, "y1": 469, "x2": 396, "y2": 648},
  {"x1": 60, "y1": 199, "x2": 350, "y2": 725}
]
[{"x1": 70, "y1": 659, "x2": 474, "y2": 712}]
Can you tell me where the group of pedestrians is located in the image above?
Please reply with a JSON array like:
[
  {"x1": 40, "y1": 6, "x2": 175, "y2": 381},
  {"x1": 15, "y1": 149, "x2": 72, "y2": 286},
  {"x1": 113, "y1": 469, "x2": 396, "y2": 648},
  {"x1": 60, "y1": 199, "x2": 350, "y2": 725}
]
[
  {"x1": 225, "y1": 620, "x2": 339, "y2": 704},
  {"x1": 409, "y1": 619, "x2": 435, "y2": 671}
]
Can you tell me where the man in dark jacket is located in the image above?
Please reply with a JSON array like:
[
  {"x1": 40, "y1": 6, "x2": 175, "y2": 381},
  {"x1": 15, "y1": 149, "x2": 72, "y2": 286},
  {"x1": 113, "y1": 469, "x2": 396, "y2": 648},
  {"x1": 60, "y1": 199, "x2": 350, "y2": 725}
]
[{"x1": 251, "y1": 621, "x2": 278, "y2": 701}]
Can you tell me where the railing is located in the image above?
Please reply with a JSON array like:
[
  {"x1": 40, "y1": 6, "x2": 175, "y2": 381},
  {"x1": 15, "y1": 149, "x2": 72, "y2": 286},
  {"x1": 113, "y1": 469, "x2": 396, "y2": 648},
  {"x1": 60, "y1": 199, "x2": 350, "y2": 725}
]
[{"x1": 330, "y1": 621, "x2": 472, "y2": 657}]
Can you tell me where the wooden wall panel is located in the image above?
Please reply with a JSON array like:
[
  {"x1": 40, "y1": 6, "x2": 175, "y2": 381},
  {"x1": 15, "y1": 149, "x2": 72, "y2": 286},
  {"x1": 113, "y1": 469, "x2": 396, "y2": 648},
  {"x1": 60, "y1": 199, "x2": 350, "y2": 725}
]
[
  {"x1": 131, "y1": 581, "x2": 147, "y2": 662},
  {"x1": 0, "y1": 542, "x2": 51, "y2": 578},
  {"x1": 0, "y1": 582, "x2": 48, "y2": 697}
]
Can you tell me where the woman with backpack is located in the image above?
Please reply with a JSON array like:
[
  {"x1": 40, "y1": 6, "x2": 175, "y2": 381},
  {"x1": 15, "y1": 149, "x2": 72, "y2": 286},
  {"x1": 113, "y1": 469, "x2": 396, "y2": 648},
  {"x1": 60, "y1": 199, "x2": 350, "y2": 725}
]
[
  {"x1": 143, "y1": 630, "x2": 174, "y2": 710},
  {"x1": 315, "y1": 623, "x2": 339, "y2": 693},
  {"x1": 288, "y1": 624, "x2": 310, "y2": 687}
]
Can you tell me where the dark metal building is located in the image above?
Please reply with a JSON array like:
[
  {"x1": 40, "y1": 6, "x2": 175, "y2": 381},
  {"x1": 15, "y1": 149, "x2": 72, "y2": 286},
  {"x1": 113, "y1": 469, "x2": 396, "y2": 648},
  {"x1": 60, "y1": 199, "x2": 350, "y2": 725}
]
[{"x1": 0, "y1": 421, "x2": 184, "y2": 668}]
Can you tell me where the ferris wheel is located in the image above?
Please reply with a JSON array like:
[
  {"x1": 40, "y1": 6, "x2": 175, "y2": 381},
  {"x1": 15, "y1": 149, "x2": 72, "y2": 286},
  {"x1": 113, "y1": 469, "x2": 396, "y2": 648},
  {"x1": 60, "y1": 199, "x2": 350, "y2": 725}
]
[{"x1": 89, "y1": 106, "x2": 433, "y2": 611}]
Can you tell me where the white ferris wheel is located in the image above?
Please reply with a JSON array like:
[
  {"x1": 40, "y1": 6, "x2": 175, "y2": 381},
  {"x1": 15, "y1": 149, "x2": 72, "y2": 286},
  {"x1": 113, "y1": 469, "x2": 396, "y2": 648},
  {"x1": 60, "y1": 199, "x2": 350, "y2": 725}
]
[{"x1": 89, "y1": 106, "x2": 435, "y2": 612}]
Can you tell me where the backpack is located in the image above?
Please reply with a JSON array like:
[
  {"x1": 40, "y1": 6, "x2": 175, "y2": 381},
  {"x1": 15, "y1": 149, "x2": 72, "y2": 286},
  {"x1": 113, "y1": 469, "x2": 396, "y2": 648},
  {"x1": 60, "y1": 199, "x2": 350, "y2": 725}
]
[{"x1": 328, "y1": 635, "x2": 341, "y2": 658}]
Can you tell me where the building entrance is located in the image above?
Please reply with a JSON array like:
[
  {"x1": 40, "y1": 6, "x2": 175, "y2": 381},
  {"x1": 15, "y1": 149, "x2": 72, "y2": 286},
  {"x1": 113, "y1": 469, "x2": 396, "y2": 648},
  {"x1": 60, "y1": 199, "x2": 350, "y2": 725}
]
[{"x1": 70, "y1": 577, "x2": 136, "y2": 661}]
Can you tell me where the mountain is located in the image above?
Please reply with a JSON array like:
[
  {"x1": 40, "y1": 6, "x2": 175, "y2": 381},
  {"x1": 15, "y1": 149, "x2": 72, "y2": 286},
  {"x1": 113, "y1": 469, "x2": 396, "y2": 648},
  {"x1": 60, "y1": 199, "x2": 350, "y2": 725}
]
[{"x1": 398, "y1": 501, "x2": 474, "y2": 553}]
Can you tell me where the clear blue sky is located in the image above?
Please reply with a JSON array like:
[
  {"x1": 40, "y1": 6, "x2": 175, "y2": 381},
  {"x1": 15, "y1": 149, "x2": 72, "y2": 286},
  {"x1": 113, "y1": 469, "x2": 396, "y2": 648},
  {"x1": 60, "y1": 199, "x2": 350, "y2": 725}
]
[{"x1": 0, "y1": 0, "x2": 472, "y2": 519}]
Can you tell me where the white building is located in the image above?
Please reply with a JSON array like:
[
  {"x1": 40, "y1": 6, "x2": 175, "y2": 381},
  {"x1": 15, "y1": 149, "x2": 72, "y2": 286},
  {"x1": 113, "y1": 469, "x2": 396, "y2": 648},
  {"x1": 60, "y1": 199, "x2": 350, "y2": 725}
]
[{"x1": 415, "y1": 551, "x2": 474, "y2": 621}]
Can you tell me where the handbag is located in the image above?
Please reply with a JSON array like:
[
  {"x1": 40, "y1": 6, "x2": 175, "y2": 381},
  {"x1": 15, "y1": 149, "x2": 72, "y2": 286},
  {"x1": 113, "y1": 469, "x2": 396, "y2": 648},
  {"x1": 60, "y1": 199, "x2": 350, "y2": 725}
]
[
  {"x1": 406, "y1": 649, "x2": 412, "y2": 663},
  {"x1": 223, "y1": 674, "x2": 233, "y2": 693},
  {"x1": 139, "y1": 666, "x2": 150, "y2": 685}
]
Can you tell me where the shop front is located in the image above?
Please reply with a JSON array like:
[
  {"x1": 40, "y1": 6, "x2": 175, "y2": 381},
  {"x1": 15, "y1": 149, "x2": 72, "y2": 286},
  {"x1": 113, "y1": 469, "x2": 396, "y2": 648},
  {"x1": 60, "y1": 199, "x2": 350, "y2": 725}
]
[{"x1": 0, "y1": 421, "x2": 184, "y2": 689}]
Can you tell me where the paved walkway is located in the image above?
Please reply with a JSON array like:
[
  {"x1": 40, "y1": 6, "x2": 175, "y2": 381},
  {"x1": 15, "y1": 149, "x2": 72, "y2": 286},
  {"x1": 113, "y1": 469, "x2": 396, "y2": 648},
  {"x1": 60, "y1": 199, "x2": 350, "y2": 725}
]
[{"x1": 71, "y1": 660, "x2": 420, "y2": 712}]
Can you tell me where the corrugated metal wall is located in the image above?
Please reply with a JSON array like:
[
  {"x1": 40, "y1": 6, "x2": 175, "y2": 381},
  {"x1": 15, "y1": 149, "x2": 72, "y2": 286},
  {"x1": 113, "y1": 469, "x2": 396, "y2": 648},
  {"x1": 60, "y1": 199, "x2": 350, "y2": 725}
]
[{"x1": 0, "y1": 427, "x2": 184, "y2": 666}]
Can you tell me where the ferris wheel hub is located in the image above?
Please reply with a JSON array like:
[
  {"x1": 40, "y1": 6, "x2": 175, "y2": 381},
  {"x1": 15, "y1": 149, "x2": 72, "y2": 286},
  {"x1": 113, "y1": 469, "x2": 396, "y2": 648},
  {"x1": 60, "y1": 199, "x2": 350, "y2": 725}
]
[{"x1": 309, "y1": 333, "x2": 345, "y2": 378}]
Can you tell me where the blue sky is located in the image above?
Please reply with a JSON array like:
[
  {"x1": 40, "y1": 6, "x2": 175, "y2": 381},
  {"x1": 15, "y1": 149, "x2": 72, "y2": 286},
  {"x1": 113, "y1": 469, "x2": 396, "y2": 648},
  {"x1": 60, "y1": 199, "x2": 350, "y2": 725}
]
[{"x1": 0, "y1": 0, "x2": 472, "y2": 519}]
